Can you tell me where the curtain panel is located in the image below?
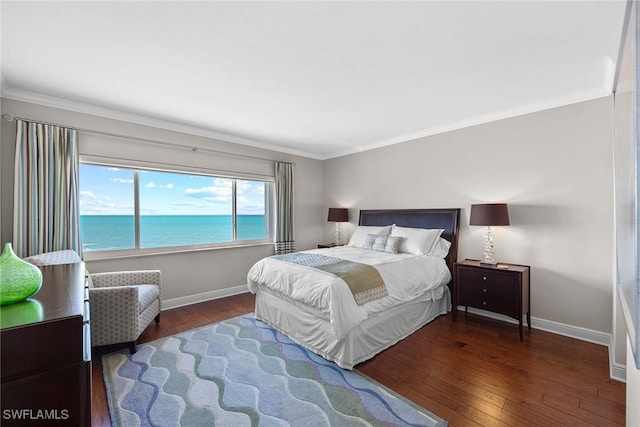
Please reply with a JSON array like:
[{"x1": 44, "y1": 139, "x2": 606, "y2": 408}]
[
  {"x1": 274, "y1": 162, "x2": 295, "y2": 254},
  {"x1": 13, "y1": 119, "x2": 82, "y2": 258}
]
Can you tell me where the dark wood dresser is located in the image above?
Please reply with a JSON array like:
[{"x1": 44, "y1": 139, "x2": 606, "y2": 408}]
[{"x1": 1, "y1": 262, "x2": 91, "y2": 426}]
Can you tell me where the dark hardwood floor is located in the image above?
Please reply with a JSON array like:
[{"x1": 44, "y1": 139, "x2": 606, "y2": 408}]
[{"x1": 91, "y1": 293, "x2": 625, "y2": 426}]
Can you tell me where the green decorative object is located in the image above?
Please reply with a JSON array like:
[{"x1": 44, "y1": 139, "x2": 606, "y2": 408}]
[{"x1": 0, "y1": 243, "x2": 43, "y2": 305}]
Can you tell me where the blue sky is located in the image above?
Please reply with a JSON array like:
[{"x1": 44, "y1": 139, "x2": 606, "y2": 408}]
[{"x1": 79, "y1": 164, "x2": 266, "y2": 215}]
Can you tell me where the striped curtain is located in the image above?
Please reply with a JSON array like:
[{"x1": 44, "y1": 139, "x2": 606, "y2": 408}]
[
  {"x1": 274, "y1": 161, "x2": 295, "y2": 254},
  {"x1": 13, "y1": 120, "x2": 82, "y2": 258}
]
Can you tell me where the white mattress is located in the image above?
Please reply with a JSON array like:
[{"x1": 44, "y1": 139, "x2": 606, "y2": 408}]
[
  {"x1": 247, "y1": 246, "x2": 451, "y2": 340},
  {"x1": 254, "y1": 285, "x2": 451, "y2": 369}
]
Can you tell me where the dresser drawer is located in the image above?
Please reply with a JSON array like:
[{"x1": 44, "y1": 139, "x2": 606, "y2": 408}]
[
  {"x1": 1, "y1": 360, "x2": 90, "y2": 426},
  {"x1": 1, "y1": 316, "x2": 84, "y2": 381}
]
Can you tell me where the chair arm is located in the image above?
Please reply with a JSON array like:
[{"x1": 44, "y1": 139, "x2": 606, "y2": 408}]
[{"x1": 91, "y1": 270, "x2": 161, "y2": 288}]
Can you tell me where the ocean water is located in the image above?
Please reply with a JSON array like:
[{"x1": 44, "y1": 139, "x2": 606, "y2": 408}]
[{"x1": 80, "y1": 215, "x2": 267, "y2": 251}]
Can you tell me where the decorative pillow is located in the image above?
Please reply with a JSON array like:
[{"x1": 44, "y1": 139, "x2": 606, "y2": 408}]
[
  {"x1": 372, "y1": 235, "x2": 388, "y2": 252},
  {"x1": 348, "y1": 225, "x2": 394, "y2": 247},
  {"x1": 384, "y1": 236, "x2": 403, "y2": 254},
  {"x1": 390, "y1": 226, "x2": 444, "y2": 255},
  {"x1": 362, "y1": 234, "x2": 389, "y2": 251},
  {"x1": 362, "y1": 233, "x2": 377, "y2": 250},
  {"x1": 428, "y1": 237, "x2": 451, "y2": 258}
]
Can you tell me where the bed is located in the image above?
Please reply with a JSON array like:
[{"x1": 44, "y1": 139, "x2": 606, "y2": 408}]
[{"x1": 247, "y1": 208, "x2": 460, "y2": 369}]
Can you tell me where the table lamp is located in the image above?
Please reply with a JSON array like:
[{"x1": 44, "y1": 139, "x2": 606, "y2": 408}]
[
  {"x1": 327, "y1": 208, "x2": 349, "y2": 245},
  {"x1": 469, "y1": 203, "x2": 510, "y2": 266}
]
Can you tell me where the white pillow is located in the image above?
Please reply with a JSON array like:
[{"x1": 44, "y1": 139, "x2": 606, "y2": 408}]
[
  {"x1": 348, "y1": 225, "x2": 393, "y2": 248},
  {"x1": 428, "y1": 237, "x2": 451, "y2": 258},
  {"x1": 390, "y1": 226, "x2": 444, "y2": 255}
]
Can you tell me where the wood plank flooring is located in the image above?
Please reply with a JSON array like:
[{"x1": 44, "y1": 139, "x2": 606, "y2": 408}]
[{"x1": 91, "y1": 293, "x2": 626, "y2": 426}]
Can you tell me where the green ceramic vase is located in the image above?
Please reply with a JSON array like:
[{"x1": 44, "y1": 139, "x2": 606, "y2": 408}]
[{"x1": 0, "y1": 243, "x2": 43, "y2": 305}]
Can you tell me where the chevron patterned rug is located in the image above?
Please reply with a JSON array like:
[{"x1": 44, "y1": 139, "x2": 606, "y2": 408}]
[{"x1": 102, "y1": 313, "x2": 447, "y2": 426}]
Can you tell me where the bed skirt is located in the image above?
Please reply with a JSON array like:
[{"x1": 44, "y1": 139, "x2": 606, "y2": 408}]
[{"x1": 254, "y1": 285, "x2": 451, "y2": 369}]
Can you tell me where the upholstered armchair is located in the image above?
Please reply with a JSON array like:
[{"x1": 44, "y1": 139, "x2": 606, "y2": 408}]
[{"x1": 24, "y1": 250, "x2": 161, "y2": 354}]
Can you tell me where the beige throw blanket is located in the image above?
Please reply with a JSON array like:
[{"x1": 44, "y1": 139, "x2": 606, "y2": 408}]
[{"x1": 272, "y1": 253, "x2": 388, "y2": 305}]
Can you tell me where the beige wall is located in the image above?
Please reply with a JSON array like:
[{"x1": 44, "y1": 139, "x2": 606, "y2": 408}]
[
  {"x1": 0, "y1": 98, "x2": 324, "y2": 304},
  {"x1": 324, "y1": 97, "x2": 615, "y2": 335}
]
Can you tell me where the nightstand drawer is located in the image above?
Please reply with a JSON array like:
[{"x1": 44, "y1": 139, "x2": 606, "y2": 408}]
[
  {"x1": 457, "y1": 268, "x2": 515, "y2": 289},
  {"x1": 458, "y1": 274, "x2": 518, "y2": 317}
]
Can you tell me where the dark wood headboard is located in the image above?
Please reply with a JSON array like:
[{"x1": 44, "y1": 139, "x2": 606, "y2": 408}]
[{"x1": 358, "y1": 208, "x2": 461, "y2": 279}]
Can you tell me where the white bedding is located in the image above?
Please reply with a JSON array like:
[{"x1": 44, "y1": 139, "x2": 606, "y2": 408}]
[
  {"x1": 254, "y1": 285, "x2": 451, "y2": 369},
  {"x1": 247, "y1": 246, "x2": 451, "y2": 340}
]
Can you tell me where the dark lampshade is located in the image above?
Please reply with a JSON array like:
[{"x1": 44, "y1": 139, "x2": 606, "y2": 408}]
[
  {"x1": 327, "y1": 208, "x2": 349, "y2": 222},
  {"x1": 469, "y1": 203, "x2": 510, "y2": 226}
]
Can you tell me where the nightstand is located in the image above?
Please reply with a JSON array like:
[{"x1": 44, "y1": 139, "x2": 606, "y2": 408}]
[
  {"x1": 454, "y1": 259, "x2": 531, "y2": 340},
  {"x1": 317, "y1": 243, "x2": 340, "y2": 248}
]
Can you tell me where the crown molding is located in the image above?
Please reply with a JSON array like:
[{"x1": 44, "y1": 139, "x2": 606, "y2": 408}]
[
  {"x1": 2, "y1": 84, "x2": 612, "y2": 162},
  {"x1": 324, "y1": 87, "x2": 613, "y2": 160},
  {"x1": 1, "y1": 86, "x2": 323, "y2": 160}
]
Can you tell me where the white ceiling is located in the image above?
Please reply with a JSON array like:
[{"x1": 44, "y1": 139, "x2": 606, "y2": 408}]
[{"x1": 0, "y1": 1, "x2": 628, "y2": 160}]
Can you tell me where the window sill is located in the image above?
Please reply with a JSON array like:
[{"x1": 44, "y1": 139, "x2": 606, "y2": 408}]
[{"x1": 82, "y1": 241, "x2": 274, "y2": 261}]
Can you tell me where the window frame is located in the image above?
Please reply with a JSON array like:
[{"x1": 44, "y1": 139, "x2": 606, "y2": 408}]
[{"x1": 79, "y1": 160, "x2": 274, "y2": 259}]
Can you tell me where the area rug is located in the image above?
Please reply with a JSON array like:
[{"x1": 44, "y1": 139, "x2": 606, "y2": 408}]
[{"x1": 102, "y1": 313, "x2": 447, "y2": 426}]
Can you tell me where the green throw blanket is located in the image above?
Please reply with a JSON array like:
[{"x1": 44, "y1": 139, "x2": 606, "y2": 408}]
[{"x1": 272, "y1": 252, "x2": 388, "y2": 305}]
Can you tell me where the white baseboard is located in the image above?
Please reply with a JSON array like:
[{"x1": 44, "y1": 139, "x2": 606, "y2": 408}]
[
  {"x1": 610, "y1": 353, "x2": 627, "y2": 383},
  {"x1": 162, "y1": 285, "x2": 250, "y2": 310},
  {"x1": 457, "y1": 306, "x2": 626, "y2": 382}
]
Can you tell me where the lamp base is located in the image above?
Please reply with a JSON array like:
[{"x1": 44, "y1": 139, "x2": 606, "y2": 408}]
[
  {"x1": 480, "y1": 261, "x2": 498, "y2": 267},
  {"x1": 481, "y1": 226, "x2": 497, "y2": 267}
]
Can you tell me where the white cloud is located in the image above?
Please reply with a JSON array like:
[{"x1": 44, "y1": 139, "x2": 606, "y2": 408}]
[
  {"x1": 237, "y1": 180, "x2": 265, "y2": 195},
  {"x1": 79, "y1": 197, "x2": 133, "y2": 215},
  {"x1": 212, "y1": 178, "x2": 232, "y2": 188},
  {"x1": 80, "y1": 190, "x2": 96, "y2": 199},
  {"x1": 185, "y1": 185, "x2": 232, "y2": 200},
  {"x1": 237, "y1": 181, "x2": 251, "y2": 192},
  {"x1": 145, "y1": 182, "x2": 173, "y2": 189},
  {"x1": 110, "y1": 177, "x2": 133, "y2": 184}
]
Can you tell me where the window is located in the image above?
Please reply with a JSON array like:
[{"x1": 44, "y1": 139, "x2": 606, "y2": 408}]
[{"x1": 79, "y1": 163, "x2": 272, "y2": 253}]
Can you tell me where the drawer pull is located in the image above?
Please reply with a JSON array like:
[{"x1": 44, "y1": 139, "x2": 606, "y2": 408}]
[
  {"x1": 483, "y1": 288, "x2": 487, "y2": 293},
  {"x1": 482, "y1": 276, "x2": 487, "y2": 281},
  {"x1": 483, "y1": 301, "x2": 487, "y2": 306}
]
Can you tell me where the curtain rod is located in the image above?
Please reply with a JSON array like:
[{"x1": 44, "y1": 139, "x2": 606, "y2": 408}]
[{"x1": 1, "y1": 113, "x2": 295, "y2": 166}]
